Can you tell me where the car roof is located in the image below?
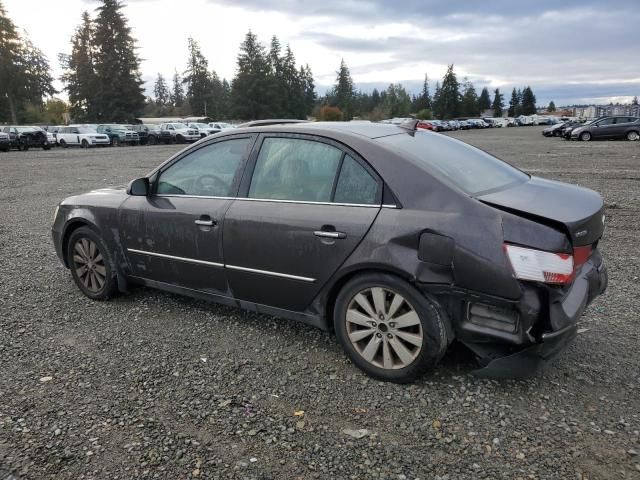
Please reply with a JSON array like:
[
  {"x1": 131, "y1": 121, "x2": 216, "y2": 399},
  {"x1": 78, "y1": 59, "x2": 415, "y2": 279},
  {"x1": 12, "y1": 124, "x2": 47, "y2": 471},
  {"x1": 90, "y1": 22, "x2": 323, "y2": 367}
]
[{"x1": 230, "y1": 121, "x2": 407, "y2": 140}]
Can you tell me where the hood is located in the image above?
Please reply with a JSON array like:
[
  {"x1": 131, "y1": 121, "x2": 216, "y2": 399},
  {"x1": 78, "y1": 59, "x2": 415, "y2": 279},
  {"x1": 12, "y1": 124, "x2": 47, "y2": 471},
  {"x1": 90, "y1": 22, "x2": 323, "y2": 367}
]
[{"x1": 477, "y1": 176, "x2": 605, "y2": 246}]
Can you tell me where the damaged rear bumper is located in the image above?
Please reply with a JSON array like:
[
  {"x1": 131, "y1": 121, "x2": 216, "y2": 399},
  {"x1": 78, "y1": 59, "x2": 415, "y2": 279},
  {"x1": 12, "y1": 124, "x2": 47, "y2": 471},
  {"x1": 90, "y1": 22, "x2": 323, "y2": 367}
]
[{"x1": 472, "y1": 255, "x2": 608, "y2": 378}]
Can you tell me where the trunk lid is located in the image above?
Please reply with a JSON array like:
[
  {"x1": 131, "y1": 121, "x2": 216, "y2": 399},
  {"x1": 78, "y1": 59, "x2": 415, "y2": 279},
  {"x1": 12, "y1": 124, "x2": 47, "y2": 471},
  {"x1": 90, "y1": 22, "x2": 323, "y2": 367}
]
[{"x1": 477, "y1": 176, "x2": 605, "y2": 246}]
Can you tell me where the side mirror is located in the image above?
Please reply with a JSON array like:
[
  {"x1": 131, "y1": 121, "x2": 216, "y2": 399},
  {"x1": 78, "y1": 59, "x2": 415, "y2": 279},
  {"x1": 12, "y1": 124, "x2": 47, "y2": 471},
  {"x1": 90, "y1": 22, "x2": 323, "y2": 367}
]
[{"x1": 127, "y1": 177, "x2": 149, "y2": 196}]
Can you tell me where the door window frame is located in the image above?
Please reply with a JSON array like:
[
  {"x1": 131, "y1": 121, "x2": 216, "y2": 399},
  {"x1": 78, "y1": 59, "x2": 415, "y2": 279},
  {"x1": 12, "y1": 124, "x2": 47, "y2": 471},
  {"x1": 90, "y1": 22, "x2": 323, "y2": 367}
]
[
  {"x1": 237, "y1": 133, "x2": 384, "y2": 207},
  {"x1": 150, "y1": 133, "x2": 258, "y2": 199}
]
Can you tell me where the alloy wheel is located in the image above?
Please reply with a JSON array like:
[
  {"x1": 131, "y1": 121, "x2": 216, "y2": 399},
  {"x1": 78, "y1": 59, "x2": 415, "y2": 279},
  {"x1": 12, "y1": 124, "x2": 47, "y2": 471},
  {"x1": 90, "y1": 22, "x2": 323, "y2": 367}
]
[
  {"x1": 345, "y1": 287, "x2": 423, "y2": 369},
  {"x1": 72, "y1": 237, "x2": 107, "y2": 293},
  {"x1": 627, "y1": 131, "x2": 639, "y2": 141}
]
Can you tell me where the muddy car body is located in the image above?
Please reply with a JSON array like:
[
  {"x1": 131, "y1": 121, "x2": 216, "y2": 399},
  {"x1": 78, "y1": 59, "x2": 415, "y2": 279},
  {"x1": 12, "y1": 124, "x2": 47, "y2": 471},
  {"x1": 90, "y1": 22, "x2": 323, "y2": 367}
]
[{"x1": 51, "y1": 121, "x2": 607, "y2": 382}]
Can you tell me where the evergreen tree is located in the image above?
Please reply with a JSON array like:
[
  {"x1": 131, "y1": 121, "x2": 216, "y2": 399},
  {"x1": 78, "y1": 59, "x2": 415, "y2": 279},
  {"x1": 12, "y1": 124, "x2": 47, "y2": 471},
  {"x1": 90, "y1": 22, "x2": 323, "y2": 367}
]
[
  {"x1": 153, "y1": 73, "x2": 169, "y2": 106},
  {"x1": 521, "y1": 86, "x2": 537, "y2": 114},
  {"x1": 0, "y1": 0, "x2": 55, "y2": 123},
  {"x1": 492, "y1": 88, "x2": 504, "y2": 117},
  {"x1": 61, "y1": 11, "x2": 97, "y2": 122},
  {"x1": 460, "y1": 79, "x2": 479, "y2": 117},
  {"x1": 183, "y1": 37, "x2": 212, "y2": 116},
  {"x1": 220, "y1": 78, "x2": 231, "y2": 119},
  {"x1": 434, "y1": 64, "x2": 460, "y2": 119},
  {"x1": 170, "y1": 70, "x2": 184, "y2": 108},
  {"x1": 413, "y1": 73, "x2": 431, "y2": 112},
  {"x1": 516, "y1": 88, "x2": 523, "y2": 114},
  {"x1": 231, "y1": 30, "x2": 272, "y2": 119},
  {"x1": 267, "y1": 35, "x2": 284, "y2": 117},
  {"x1": 478, "y1": 87, "x2": 491, "y2": 112},
  {"x1": 332, "y1": 59, "x2": 355, "y2": 120},
  {"x1": 92, "y1": 0, "x2": 145, "y2": 121},
  {"x1": 382, "y1": 83, "x2": 411, "y2": 117},
  {"x1": 633, "y1": 96, "x2": 638, "y2": 106},
  {"x1": 282, "y1": 45, "x2": 302, "y2": 117},
  {"x1": 508, "y1": 88, "x2": 519, "y2": 117},
  {"x1": 301, "y1": 64, "x2": 316, "y2": 117},
  {"x1": 547, "y1": 100, "x2": 556, "y2": 112}
]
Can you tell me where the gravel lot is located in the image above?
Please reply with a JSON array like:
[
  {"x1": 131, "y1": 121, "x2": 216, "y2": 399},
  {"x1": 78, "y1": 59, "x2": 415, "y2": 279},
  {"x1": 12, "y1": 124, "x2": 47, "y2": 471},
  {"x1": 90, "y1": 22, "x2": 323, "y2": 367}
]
[{"x1": 1, "y1": 127, "x2": 639, "y2": 480}]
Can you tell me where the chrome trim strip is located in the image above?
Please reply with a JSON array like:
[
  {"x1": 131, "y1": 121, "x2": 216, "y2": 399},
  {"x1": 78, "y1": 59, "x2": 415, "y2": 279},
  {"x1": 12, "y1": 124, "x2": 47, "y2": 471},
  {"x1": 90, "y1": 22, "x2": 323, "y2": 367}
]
[
  {"x1": 234, "y1": 197, "x2": 380, "y2": 208},
  {"x1": 225, "y1": 264, "x2": 315, "y2": 283},
  {"x1": 154, "y1": 193, "x2": 394, "y2": 208},
  {"x1": 127, "y1": 248, "x2": 224, "y2": 268}
]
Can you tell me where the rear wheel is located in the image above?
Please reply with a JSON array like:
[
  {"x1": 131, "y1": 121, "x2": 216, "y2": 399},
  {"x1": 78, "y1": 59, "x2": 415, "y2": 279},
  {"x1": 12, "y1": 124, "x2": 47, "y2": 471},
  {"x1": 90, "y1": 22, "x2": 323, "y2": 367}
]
[
  {"x1": 147, "y1": 135, "x2": 157, "y2": 145},
  {"x1": 334, "y1": 273, "x2": 450, "y2": 383},
  {"x1": 111, "y1": 136, "x2": 120, "y2": 147},
  {"x1": 59, "y1": 139, "x2": 67, "y2": 148},
  {"x1": 580, "y1": 132, "x2": 592, "y2": 141},
  {"x1": 67, "y1": 227, "x2": 117, "y2": 300},
  {"x1": 627, "y1": 131, "x2": 639, "y2": 141}
]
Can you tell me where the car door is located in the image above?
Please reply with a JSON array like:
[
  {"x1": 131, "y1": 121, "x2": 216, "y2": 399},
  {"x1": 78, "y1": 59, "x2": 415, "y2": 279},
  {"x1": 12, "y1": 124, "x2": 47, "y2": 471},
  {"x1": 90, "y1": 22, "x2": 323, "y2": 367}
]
[
  {"x1": 223, "y1": 134, "x2": 382, "y2": 312},
  {"x1": 119, "y1": 135, "x2": 255, "y2": 296},
  {"x1": 592, "y1": 118, "x2": 615, "y2": 138},
  {"x1": 611, "y1": 117, "x2": 630, "y2": 139}
]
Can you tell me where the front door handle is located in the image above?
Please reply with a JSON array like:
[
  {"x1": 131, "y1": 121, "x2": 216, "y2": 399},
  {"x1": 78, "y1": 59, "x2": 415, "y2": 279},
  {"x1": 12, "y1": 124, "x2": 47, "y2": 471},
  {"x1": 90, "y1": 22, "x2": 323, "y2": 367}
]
[
  {"x1": 195, "y1": 215, "x2": 216, "y2": 227},
  {"x1": 314, "y1": 230, "x2": 346, "y2": 239}
]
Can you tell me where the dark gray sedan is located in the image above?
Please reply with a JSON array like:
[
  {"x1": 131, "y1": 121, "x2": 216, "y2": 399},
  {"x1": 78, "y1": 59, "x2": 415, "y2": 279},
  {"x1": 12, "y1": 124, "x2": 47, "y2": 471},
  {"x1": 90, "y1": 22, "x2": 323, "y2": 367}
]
[
  {"x1": 571, "y1": 116, "x2": 640, "y2": 141},
  {"x1": 51, "y1": 121, "x2": 608, "y2": 382}
]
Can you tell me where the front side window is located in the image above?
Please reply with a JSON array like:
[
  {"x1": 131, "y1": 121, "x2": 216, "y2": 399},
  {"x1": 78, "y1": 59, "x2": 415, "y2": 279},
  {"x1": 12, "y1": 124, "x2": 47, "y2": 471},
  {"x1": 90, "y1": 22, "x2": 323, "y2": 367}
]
[
  {"x1": 249, "y1": 137, "x2": 343, "y2": 202},
  {"x1": 334, "y1": 155, "x2": 379, "y2": 205},
  {"x1": 596, "y1": 118, "x2": 614, "y2": 126},
  {"x1": 156, "y1": 138, "x2": 251, "y2": 197}
]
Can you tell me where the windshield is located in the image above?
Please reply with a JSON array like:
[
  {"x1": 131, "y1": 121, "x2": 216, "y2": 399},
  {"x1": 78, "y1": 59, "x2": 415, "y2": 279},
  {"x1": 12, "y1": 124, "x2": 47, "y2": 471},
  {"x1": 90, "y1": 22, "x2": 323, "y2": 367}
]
[
  {"x1": 78, "y1": 127, "x2": 96, "y2": 134},
  {"x1": 16, "y1": 127, "x2": 38, "y2": 133},
  {"x1": 171, "y1": 123, "x2": 188, "y2": 129},
  {"x1": 379, "y1": 131, "x2": 528, "y2": 195},
  {"x1": 192, "y1": 123, "x2": 209, "y2": 128}
]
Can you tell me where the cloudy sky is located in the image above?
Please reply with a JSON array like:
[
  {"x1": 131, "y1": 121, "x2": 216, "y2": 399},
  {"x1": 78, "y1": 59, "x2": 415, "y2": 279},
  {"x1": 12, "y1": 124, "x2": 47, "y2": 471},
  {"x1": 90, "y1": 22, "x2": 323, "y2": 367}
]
[{"x1": 5, "y1": 0, "x2": 639, "y2": 106}]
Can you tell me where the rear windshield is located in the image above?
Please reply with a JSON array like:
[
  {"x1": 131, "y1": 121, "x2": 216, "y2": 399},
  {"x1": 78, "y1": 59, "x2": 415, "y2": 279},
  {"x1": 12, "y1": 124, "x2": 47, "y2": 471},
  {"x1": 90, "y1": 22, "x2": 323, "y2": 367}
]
[{"x1": 378, "y1": 131, "x2": 528, "y2": 195}]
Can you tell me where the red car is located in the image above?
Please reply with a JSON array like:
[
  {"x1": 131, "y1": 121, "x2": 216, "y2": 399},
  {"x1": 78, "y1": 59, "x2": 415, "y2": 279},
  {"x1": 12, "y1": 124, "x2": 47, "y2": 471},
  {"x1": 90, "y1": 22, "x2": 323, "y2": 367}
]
[{"x1": 416, "y1": 121, "x2": 435, "y2": 131}]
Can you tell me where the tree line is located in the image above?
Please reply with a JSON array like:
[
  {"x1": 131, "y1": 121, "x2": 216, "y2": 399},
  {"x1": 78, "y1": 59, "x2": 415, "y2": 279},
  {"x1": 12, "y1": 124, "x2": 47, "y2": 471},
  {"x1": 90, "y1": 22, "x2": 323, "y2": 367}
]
[
  {"x1": 1, "y1": 0, "x2": 547, "y2": 124},
  {"x1": 319, "y1": 62, "x2": 539, "y2": 121}
]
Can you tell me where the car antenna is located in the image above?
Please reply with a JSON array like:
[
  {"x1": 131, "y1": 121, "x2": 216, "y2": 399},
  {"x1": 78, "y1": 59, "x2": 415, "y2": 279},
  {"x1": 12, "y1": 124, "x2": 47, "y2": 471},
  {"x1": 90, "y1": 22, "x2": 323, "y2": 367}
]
[{"x1": 398, "y1": 119, "x2": 419, "y2": 134}]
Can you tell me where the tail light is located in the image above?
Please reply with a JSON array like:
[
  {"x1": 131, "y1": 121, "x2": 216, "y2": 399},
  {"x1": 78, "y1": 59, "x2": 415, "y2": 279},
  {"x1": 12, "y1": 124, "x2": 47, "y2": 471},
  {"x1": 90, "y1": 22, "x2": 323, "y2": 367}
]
[{"x1": 504, "y1": 244, "x2": 592, "y2": 285}]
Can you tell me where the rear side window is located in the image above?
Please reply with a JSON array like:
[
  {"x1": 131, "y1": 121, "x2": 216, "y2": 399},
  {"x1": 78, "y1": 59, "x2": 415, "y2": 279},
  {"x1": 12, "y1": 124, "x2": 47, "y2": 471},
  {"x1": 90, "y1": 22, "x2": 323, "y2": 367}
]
[
  {"x1": 379, "y1": 131, "x2": 528, "y2": 196},
  {"x1": 249, "y1": 137, "x2": 342, "y2": 202},
  {"x1": 334, "y1": 155, "x2": 379, "y2": 205}
]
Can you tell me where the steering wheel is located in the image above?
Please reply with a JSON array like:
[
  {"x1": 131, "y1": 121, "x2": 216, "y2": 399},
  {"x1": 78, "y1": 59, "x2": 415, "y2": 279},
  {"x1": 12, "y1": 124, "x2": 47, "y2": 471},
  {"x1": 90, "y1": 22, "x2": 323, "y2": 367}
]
[{"x1": 194, "y1": 174, "x2": 229, "y2": 196}]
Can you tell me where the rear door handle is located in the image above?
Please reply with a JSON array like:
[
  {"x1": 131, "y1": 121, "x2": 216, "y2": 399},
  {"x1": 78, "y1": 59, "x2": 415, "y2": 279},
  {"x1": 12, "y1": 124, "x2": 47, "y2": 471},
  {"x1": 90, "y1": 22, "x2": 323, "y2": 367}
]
[{"x1": 314, "y1": 230, "x2": 346, "y2": 239}]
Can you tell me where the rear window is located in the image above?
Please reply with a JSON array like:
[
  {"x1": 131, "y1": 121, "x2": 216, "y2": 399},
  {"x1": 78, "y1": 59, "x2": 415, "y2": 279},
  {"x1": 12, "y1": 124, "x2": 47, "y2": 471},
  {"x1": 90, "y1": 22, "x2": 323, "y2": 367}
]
[{"x1": 378, "y1": 131, "x2": 528, "y2": 195}]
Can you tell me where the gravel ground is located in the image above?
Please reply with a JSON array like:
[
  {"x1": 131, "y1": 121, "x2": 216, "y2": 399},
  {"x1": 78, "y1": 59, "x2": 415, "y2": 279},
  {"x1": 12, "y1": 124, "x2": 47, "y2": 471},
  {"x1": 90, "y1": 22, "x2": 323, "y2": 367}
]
[{"x1": 1, "y1": 128, "x2": 639, "y2": 480}]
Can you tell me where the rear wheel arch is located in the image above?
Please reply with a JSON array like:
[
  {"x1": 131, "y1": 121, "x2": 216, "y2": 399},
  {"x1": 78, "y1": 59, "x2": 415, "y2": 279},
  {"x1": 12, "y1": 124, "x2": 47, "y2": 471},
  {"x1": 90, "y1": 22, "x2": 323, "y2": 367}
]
[{"x1": 322, "y1": 266, "x2": 417, "y2": 332}]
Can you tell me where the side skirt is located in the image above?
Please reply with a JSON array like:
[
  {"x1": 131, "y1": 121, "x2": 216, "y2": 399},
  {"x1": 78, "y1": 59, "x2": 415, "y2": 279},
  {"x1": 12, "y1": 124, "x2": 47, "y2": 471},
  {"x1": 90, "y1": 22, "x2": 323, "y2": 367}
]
[{"x1": 127, "y1": 276, "x2": 329, "y2": 330}]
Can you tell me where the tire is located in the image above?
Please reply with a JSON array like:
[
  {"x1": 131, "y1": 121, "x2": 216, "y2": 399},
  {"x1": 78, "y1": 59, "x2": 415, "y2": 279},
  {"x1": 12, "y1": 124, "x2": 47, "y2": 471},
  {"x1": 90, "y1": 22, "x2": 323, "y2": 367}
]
[
  {"x1": 67, "y1": 226, "x2": 117, "y2": 301},
  {"x1": 81, "y1": 139, "x2": 89, "y2": 149},
  {"x1": 43, "y1": 144, "x2": 51, "y2": 150},
  {"x1": 147, "y1": 135, "x2": 157, "y2": 145},
  {"x1": 112, "y1": 137, "x2": 120, "y2": 147},
  {"x1": 176, "y1": 134, "x2": 185, "y2": 144},
  {"x1": 59, "y1": 139, "x2": 67, "y2": 148},
  {"x1": 627, "y1": 131, "x2": 639, "y2": 141},
  {"x1": 333, "y1": 273, "x2": 450, "y2": 383},
  {"x1": 580, "y1": 132, "x2": 592, "y2": 141}
]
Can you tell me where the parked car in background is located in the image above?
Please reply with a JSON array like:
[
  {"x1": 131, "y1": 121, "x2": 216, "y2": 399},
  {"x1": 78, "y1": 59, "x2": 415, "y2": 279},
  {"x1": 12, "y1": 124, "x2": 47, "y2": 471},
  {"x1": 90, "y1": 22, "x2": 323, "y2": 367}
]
[
  {"x1": 458, "y1": 120, "x2": 471, "y2": 130},
  {"x1": 159, "y1": 123, "x2": 200, "y2": 144},
  {"x1": 187, "y1": 122, "x2": 219, "y2": 138},
  {"x1": 51, "y1": 120, "x2": 608, "y2": 382},
  {"x1": 571, "y1": 116, "x2": 640, "y2": 141},
  {"x1": 209, "y1": 121, "x2": 235, "y2": 131},
  {"x1": 1, "y1": 126, "x2": 51, "y2": 150},
  {"x1": 96, "y1": 124, "x2": 140, "y2": 146},
  {"x1": 416, "y1": 121, "x2": 436, "y2": 131},
  {"x1": 128, "y1": 125, "x2": 150, "y2": 145},
  {"x1": 542, "y1": 122, "x2": 568, "y2": 137},
  {"x1": 0, "y1": 131, "x2": 10, "y2": 151},
  {"x1": 517, "y1": 115, "x2": 534, "y2": 126},
  {"x1": 57, "y1": 126, "x2": 110, "y2": 148},
  {"x1": 561, "y1": 121, "x2": 588, "y2": 139}
]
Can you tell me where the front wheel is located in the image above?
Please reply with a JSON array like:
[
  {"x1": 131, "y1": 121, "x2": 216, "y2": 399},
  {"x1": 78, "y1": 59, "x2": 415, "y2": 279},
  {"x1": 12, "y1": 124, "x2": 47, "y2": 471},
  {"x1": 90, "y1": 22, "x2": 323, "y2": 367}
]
[
  {"x1": 580, "y1": 132, "x2": 592, "y2": 141},
  {"x1": 176, "y1": 134, "x2": 185, "y2": 144},
  {"x1": 67, "y1": 227, "x2": 117, "y2": 300},
  {"x1": 81, "y1": 139, "x2": 89, "y2": 148},
  {"x1": 627, "y1": 131, "x2": 639, "y2": 141},
  {"x1": 334, "y1": 273, "x2": 450, "y2": 383},
  {"x1": 111, "y1": 137, "x2": 120, "y2": 147}
]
